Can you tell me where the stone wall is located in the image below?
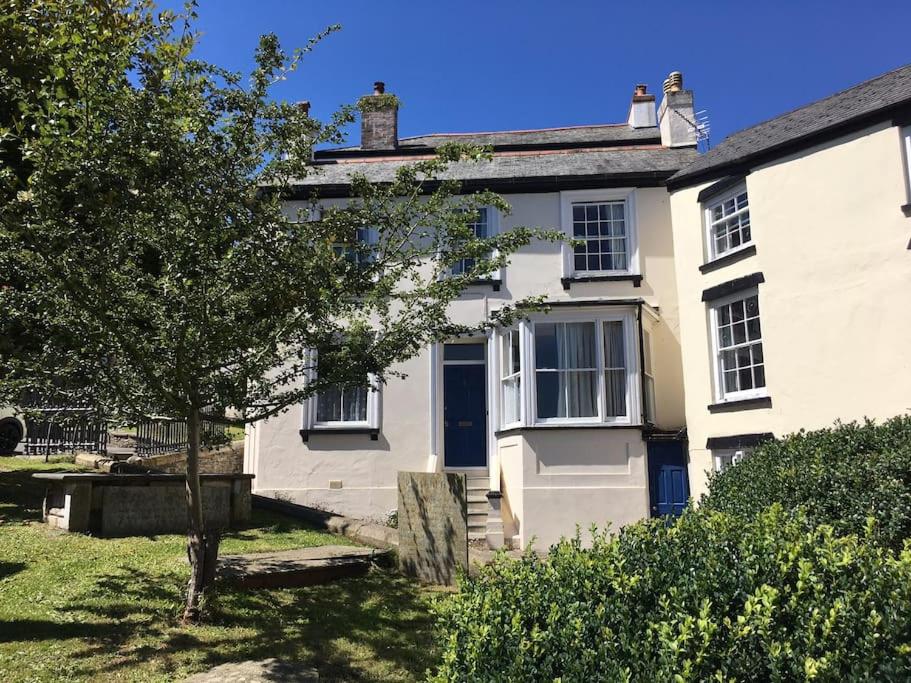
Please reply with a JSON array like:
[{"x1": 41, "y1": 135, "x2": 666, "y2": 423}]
[
  {"x1": 396, "y1": 472, "x2": 467, "y2": 585},
  {"x1": 142, "y1": 441, "x2": 245, "y2": 475}
]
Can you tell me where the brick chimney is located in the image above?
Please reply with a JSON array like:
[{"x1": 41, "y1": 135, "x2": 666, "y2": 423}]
[
  {"x1": 360, "y1": 81, "x2": 398, "y2": 150},
  {"x1": 627, "y1": 84, "x2": 657, "y2": 128},
  {"x1": 658, "y1": 71, "x2": 697, "y2": 147}
]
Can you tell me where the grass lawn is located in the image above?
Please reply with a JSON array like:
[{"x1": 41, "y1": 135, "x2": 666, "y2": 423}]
[{"x1": 0, "y1": 457, "x2": 439, "y2": 682}]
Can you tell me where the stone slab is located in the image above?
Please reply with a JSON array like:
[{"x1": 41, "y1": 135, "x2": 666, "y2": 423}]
[
  {"x1": 183, "y1": 659, "x2": 318, "y2": 682},
  {"x1": 217, "y1": 546, "x2": 390, "y2": 589},
  {"x1": 100, "y1": 484, "x2": 230, "y2": 536},
  {"x1": 397, "y1": 471, "x2": 467, "y2": 585}
]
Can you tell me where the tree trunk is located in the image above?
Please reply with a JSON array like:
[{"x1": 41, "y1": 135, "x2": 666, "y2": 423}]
[{"x1": 182, "y1": 408, "x2": 220, "y2": 624}]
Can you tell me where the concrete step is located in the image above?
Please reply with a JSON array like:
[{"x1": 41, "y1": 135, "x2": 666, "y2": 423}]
[{"x1": 217, "y1": 545, "x2": 391, "y2": 589}]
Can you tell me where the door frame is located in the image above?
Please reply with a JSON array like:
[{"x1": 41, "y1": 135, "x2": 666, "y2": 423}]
[
  {"x1": 645, "y1": 437, "x2": 690, "y2": 517},
  {"x1": 432, "y1": 336, "x2": 493, "y2": 472}
]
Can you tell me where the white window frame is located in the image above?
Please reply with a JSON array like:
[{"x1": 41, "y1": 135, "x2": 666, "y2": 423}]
[
  {"x1": 560, "y1": 189, "x2": 639, "y2": 279},
  {"x1": 495, "y1": 309, "x2": 642, "y2": 428},
  {"x1": 713, "y1": 448, "x2": 751, "y2": 473},
  {"x1": 300, "y1": 350, "x2": 381, "y2": 432},
  {"x1": 709, "y1": 288, "x2": 767, "y2": 403},
  {"x1": 901, "y1": 126, "x2": 911, "y2": 205},
  {"x1": 499, "y1": 328, "x2": 523, "y2": 429},
  {"x1": 702, "y1": 184, "x2": 752, "y2": 262},
  {"x1": 450, "y1": 206, "x2": 502, "y2": 282},
  {"x1": 642, "y1": 327, "x2": 656, "y2": 423}
]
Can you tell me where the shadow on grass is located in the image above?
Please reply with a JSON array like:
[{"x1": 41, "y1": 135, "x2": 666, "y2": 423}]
[
  {"x1": 53, "y1": 566, "x2": 437, "y2": 682},
  {"x1": 0, "y1": 468, "x2": 56, "y2": 523}
]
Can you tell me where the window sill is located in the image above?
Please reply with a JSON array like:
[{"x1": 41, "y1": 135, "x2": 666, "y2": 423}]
[
  {"x1": 299, "y1": 427, "x2": 379, "y2": 442},
  {"x1": 465, "y1": 278, "x2": 501, "y2": 292},
  {"x1": 699, "y1": 244, "x2": 757, "y2": 273},
  {"x1": 495, "y1": 423, "x2": 644, "y2": 436},
  {"x1": 707, "y1": 396, "x2": 772, "y2": 413},
  {"x1": 561, "y1": 274, "x2": 642, "y2": 290}
]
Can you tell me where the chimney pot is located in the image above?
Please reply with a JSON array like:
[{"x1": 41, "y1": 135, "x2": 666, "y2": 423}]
[
  {"x1": 628, "y1": 82, "x2": 657, "y2": 129},
  {"x1": 373, "y1": 81, "x2": 385, "y2": 95},
  {"x1": 297, "y1": 100, "x2": 311, "y2": 116},
  {"x1": 658, "y1": 72, "x2": 696, "y2": 147}
]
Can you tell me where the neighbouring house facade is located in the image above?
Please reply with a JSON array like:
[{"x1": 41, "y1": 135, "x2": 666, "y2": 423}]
[
  {"x1": 246, "y1": 77, "x2": 699, "y2": 548},
  {"x1": 667, "y1": 64, "x2": 911, "y2": 498},
  {"x1": 247, "y1": 64, "x2": 911, "y2": 549}
]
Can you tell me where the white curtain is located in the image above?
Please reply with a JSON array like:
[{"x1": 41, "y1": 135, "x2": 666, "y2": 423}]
[
  {"x1": 557, "y1": 322, "x2": 597, "y2": 417},
  {"x1": 604, "y1": 321, "x2": 627, "y2": 417}
]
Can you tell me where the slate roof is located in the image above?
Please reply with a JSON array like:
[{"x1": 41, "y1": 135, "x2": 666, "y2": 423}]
[
  {"x1": 670, "y1": 63, "x2": 911, "y2": 188},
  {"x1": 293, "y1": 146, "x2": 698, "y2": 194},
  {"x1": 328, "y1": 124, "x2": 660, "y2": 153}
]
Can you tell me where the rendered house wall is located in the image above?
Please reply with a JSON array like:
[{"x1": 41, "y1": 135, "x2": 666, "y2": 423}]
[
  {"x1": 669, "y1": 123, "x2": 911, "y2": 498},
  {"x1": 250, "y1": 185, "x2": 686, "y2": 539}
]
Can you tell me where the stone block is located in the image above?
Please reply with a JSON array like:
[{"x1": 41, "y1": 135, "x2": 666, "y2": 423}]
[
  {"x1": 100, "y1": 483, "x2": 230, "y2": 537},
  {"x1": 230, "y1": 478, "x2": 252, "y2": 525},
  {"x1": 397, "y1": 472, "x2": 467, "y2": 585}
]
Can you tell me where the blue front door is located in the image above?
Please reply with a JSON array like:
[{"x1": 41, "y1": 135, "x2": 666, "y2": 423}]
[
  {"x1": 647, "y1": 440, "x2": 690, "y2": 517},
  {"x1": 443, "y1": 344, "x2": 487, "y2": 468}
]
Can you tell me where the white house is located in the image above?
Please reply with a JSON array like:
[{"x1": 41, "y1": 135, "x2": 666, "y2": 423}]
[{"x1": 245, "y1": 76, "x2": 698, "y2": 548}]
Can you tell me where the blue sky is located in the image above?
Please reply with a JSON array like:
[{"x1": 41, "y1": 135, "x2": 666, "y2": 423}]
[{"x1": 162, "y1": 0, "x2": 911, "y2": 148}]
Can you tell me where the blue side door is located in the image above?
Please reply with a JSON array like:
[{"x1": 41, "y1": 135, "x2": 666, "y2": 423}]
[
  {"x1": 443, "y1": 345, "x2": 487, "y2": 469},
  {"x1": 647, "y1": 440, "x2": 690, "y2": 517}
]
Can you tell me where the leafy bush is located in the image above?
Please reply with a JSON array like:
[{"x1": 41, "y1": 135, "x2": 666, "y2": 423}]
[
  {"x1": 703, "y1": 416, "x2": 911, "y2": 549},
  {"x1": 433, "y1": 508, "x2": 911, "y2": 682}
]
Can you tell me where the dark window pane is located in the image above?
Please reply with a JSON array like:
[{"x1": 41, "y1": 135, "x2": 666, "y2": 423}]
[
  {"x1": 587, "y1": 255, "x2": 600, "y2": 270},
  {"x1": 747, "y1": 318, "x2": 761, "y2": 341},
  {"x1": 535, "y1": 372, "x2": 559, "y2": 418},
  {"x1": 586, "y1": 205, "x2": 598, "y2": 221},
  {"x1": 573, "y1": 206, "x2": 585, "y2": 221},
  {"x1": 598, "y1": 204, "x2": 609, "y2": 220},
  {"x1": 534, "y1": 323, "x2": 558, "y2": 369},
  {"x1": 444, "y1": 343, "x2": 485, "y2": 362},
  {"x1": 745, "y1": 296, "x2": 759, "y2": 317},
  {"x1": 738, "y1": 368, "x2": 753, "y2": 389},
  {"x1": 733, "y1": 322, "x2": 747, "y2": 345},
  {"x1": 753, "y1": 364, "x2": 766, "y2": 387},
  {"x1": 573, "y1": 222, "x2": 586, "y2": 237},
  {"x1": 574, "y1": 255, "x2": 587, "y2": 270},
  {"x1": 724, "y1": 370, "x2": 738, "y2": 393}
]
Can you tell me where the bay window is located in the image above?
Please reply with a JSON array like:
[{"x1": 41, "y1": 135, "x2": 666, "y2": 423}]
[
  {"x1": 642, "y1": 328, "x2": 656, "y2": 423},
  {"x1": 534, "y1": 322, "x2": 598, "y2": 420},
  {"x1": 497, "y1": 311, "x2": 641, "y2": 428},
  {"x1": 500, "y1": 329, "x2": 522, "y2": 426}
]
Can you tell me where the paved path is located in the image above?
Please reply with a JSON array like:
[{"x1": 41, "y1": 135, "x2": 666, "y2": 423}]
[{"x1": 184, "y1": 659, "x2": 318, "y2": 682}]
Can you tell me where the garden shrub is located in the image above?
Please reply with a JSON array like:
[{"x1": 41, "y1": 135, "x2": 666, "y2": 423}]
[
  {"x1": 432, "y1": 507, "x2": 911, "y2": 682},
  {"x1": 702, "y1": 416, "x2": 911, "y2": 549}
]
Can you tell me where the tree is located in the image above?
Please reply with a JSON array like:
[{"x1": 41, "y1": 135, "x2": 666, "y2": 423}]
[{"x1": 0, "y1": 1, "x2": 556, "y2": 621}]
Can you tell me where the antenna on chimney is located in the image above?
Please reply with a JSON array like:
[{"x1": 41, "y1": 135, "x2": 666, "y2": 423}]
[{"x1": 695, "y1": 109, "x2": 711, "y2": 151}]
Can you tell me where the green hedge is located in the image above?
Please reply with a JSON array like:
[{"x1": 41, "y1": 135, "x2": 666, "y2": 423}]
[
  {"x1": 702, "y1": 416, "x2": 911, "y2": 549},
  {"x1": 432, "y1": 508, "x2": 911, "y2": 682}
]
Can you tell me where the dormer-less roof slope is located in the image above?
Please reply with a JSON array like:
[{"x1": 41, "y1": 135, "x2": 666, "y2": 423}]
[
  {"x1": 294, "y1": 123, "x2": 697, "y2": 198},
  {"x1": 669, "y1": 63, "x2": 911, "y2": 189},
  {"x1": 326, "y1": 123, "x2": 661, "y2": 155}
]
